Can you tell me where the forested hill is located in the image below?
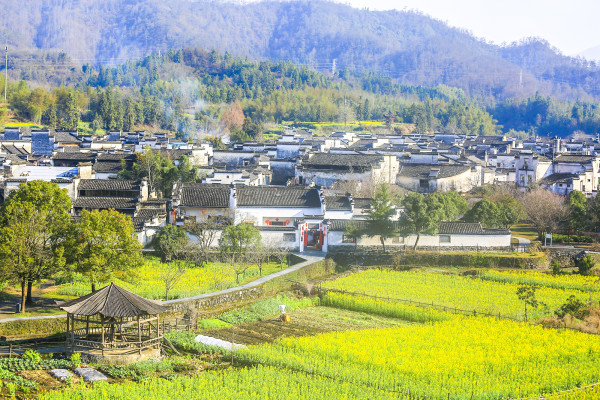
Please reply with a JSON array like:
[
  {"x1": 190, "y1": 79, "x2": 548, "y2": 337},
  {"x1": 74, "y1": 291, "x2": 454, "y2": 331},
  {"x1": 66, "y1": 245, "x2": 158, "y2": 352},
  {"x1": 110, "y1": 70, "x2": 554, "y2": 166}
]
[{"x1": 2, "y1": 0, "x2": 600, "y2": 102}]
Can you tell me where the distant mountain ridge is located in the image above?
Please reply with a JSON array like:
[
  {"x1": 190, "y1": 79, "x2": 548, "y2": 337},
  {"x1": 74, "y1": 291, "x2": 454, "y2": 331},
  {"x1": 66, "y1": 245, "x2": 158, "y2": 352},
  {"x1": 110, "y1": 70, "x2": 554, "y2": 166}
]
[{"x1": 2, "y1": 0, "x2": 600, "y2": 101}]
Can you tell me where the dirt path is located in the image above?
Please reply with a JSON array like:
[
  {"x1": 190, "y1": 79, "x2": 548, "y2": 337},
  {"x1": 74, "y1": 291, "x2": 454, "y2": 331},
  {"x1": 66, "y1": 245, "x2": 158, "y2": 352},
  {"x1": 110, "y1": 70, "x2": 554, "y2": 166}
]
[{"x1": 0, "y1": 285, "x2": 62, "y2": 319}]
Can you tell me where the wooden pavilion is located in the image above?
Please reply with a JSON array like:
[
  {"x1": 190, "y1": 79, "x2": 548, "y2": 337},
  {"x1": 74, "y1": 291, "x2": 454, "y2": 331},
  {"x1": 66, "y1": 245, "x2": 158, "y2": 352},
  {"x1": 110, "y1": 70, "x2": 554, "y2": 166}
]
[{"x1": 58, "y1": 283, "x2": 167, "y2": 361}]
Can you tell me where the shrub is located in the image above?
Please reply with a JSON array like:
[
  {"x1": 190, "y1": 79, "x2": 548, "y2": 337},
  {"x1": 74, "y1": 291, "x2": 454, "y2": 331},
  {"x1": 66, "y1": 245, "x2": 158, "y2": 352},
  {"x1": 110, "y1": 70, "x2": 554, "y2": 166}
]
[
  {"x1": 577, "y1": 255, "x2": 595, "y2": 276},
  {"x1": 555, "y1": 295, "x2": 590, "y2": 320},
  {"x1": 70, "y1": 352, "x2": 81, "y2": 368},
  {"x1": 22, "y1": 349, "x2": 42, "y2": 363}
]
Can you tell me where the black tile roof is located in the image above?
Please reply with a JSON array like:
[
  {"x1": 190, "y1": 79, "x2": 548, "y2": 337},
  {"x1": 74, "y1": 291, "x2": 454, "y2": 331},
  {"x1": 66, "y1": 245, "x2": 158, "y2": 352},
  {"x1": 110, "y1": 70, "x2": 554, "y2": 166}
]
[
  {"x1": 237, "y1": 186, "x2": 321, "y2": 208},
  {"x1": 439, "y1": 222, "x2": 510, "y2": 235},
  {"x1": 353, "y1": 198, "x2": 373, "y2": 210},
  {"x1": 327, "y1": 219, "x2": 369, "y2": 232},
  {"x1": 92, "y1": 161, "x2": 122, "y2": 173},
  {"x1": 324, "y1": 196, "x2": 352, "y2": 211},
  {"x1": 301, "y1": 153, "x2": 383, "y2": 170},
  {"x1": 439, "y1": 222, "x2": 485, "y2": 235},
  {"x1": 53, "y1": 132, "x2": 82, "y2": 144},
  {"x1": 554, "y1": 155, "x2": 596, "y2": 163},
  {"x1": 96, "y1": 153, "x2": 137, "y2": 162},
  {"x1": 78, "y1": 179, "x2": 140, "y2": 191},
  {"x1": 73, "y1": 197, "x2": 139, "y2": 210},
  {"x1": 133, "y1": 208, "x2": 166, "y2": 230},
  {"x1": 52, "y1": 152, "x2": 96, "y2": 161},
  {"x1": 180, "y1": 183, "x2": 230, "y2": 208},
  {"x1": 398, "y1": 164, "x2": 471, "y2": 179},
  {"x1": 539, "y1": 173, "x2": 580, "y2": 185}
]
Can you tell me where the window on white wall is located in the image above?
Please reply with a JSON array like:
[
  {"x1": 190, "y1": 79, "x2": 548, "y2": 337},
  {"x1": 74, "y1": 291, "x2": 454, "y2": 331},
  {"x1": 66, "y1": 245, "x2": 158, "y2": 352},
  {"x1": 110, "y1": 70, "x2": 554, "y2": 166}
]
[
  {"x1": 440, "y1": 235, "x2": 451, "y2": 243},
  {"x1": 283, "y1": 233, "x2": 296, "y2": 242}
]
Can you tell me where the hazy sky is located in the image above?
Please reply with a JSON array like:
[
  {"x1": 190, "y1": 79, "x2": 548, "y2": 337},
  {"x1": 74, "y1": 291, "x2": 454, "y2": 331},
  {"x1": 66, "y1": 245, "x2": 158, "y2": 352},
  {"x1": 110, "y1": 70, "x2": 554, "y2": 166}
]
[{"x1": 332, "y1": 0, "x2": 600, "y2": 56}]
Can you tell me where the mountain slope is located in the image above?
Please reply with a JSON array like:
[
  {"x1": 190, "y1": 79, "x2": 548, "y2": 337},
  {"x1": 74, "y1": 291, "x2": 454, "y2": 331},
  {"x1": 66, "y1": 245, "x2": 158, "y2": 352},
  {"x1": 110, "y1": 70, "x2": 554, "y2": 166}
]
[{"x1": 2, "y1": 0, "x2": 600, "y2": 101}]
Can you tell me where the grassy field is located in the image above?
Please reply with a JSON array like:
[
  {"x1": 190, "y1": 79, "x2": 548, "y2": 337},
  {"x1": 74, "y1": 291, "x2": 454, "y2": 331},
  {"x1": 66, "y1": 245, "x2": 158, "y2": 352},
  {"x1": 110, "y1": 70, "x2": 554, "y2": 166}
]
[
  {"x1": 510, "y1": 223, "x2": 540, "y2": 241},
  {"x1": 52, "y1": 257, "x2": 288, "y2": 301}
]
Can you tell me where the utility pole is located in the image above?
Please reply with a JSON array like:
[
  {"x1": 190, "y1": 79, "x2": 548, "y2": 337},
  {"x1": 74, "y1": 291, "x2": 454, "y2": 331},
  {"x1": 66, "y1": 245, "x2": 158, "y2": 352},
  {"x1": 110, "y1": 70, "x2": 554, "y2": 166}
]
[{"x1": 4, "y1": 42, "x2": 7, "y2": 102}]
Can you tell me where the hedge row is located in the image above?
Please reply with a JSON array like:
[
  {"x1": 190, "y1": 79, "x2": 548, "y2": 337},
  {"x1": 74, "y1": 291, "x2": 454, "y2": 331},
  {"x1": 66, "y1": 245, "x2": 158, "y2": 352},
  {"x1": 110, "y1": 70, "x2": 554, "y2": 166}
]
[{"x1": 393, "y1": 251, "x2": 547, "y2": 269}]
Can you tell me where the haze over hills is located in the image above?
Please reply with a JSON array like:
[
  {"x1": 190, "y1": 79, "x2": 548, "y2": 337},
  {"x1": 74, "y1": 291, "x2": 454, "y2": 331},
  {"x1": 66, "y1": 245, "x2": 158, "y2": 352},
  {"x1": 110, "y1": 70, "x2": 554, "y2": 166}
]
[
  {"x1": 2, "y1": 0, "x2": 600, "y2": 101},
  {"x1": 580, "y1": 45, "x2": 600, "y2": 62}
]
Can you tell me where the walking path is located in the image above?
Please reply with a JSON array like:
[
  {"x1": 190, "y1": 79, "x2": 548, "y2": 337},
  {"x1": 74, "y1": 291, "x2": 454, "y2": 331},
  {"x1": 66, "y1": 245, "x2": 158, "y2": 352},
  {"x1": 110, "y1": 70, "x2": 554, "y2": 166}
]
[
  {"x1": 0, "y1": 252, "x2": 325, "y2": 323},
  {"x1": 164, "y1": 251, "x2": 325, "y2": 305}
]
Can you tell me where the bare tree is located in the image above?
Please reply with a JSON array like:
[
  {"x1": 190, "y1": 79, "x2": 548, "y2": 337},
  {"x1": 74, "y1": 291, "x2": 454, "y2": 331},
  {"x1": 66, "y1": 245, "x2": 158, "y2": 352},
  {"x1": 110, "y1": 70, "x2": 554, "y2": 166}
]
[
  {"x1": 521, "y1": 188, "x2": 568, "y2": 237},
  {"x1": 159, "y1": 261, "x2": 186, "y2": 301},
  {"x1": 184, "y1": 220, "x2": 220, "y2": 267}
]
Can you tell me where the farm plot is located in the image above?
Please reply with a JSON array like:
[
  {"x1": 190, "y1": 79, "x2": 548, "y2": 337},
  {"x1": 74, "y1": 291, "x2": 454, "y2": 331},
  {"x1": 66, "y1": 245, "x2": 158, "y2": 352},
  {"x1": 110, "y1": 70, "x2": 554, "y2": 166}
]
[
  {"x1": 238, "y1": 317, "x2": 600, "y2": 399},
  {"x1": 321, "y1": 269, "x2": 588, "y2": 320},
  {"x1": 40, "y1": 365, "x2": 401, "y2": 400},
  {"x1": 204, "y1": 306, "x2": 411, "y2": 345}
]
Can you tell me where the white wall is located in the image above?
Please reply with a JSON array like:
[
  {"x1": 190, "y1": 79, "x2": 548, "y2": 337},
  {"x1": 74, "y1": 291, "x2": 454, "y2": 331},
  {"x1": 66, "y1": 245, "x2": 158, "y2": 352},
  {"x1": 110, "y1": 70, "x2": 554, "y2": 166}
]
[
  {"x1": 235, "y1": 207, "x2": 322, "y2": 226},
  {"x1": 328, "y1": 232, "x2": 511, "y2": 249}
]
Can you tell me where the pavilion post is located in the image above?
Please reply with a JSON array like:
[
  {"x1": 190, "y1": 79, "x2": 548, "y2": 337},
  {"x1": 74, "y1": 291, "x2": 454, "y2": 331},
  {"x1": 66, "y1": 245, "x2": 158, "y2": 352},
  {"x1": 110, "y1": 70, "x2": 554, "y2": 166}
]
[
  {"x1": 101, "y1": 315, "x2": 105, "y2": 356},
  {"x1": 66, "y1": 313, "x2": 70, "y2": 350},
  {"x1": 85, "y1": 316, "x2": 89, "y2": 337},
  {"x1": 137, "y1": 316, "x2": 142, "y2": 354},
  {"x1": 70, "y1": 315, "x2": 75, "y2": 354}
]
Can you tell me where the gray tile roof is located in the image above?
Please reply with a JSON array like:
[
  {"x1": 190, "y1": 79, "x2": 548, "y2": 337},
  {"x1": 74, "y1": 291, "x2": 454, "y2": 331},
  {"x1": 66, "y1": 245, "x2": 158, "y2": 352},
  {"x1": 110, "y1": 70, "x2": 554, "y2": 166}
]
[
  {"x1": 73, "y1": 197, "x2": 139, "y2": 210},
  {"x1": 539, "y1": 173, "x2": 579, "y2": 185},
  {"x1": 439, "y1": 222, "x2": 510, "y2": 235},
  {"x1": 398, "y1": 164, "x2": 471, "y2": 179},
  {"x1": 554, "y1": 155, "x2": 596, "y2": 163},
  {"x1": 78, "y1": 179, "x2": 140, "y2": 191},
  {"x1": 439, "y1": 222, "x2": 485, "y2": 235},
  {"x1": 237, "y1": 186, "x2": 321, "y2": 208},
  {"x1": 301, "y1": 153, "x2": 383, "y2": 170},
  {"x1": 325, "y1": 196, "x2": 352, "y2": 211},
  {"x1": 180, "y1": 183, "x2": 230, "y2": 208},
  {"x1": 52, "y1": 152, "x2": 96, "y2": 161},
  {"x1": 58, "y1": 283, "x2": 166, "y2": 317},
  {"x1": 328, "y1": 219, "x2": 369, "y2": 232},
  {"x1": 92, "y1": 161, "x2": 122, "y2": 173}
]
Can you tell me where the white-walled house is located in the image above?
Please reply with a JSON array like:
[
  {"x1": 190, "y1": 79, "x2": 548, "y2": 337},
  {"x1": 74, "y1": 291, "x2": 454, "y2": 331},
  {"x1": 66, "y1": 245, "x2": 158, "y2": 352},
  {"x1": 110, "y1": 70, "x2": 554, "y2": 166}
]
[
  {"x1": 396, "y1": 164, "x2": 479, "y2": 193},
  {"x1": 171, "y1": 183, "x2": 231, "y2": 224},
  {"x1": 326, "y1": 221, "x2": 511, "y2": 250},
  {"x1": 296, "y1": 153, "x2": 398, "y2": 188},
  {"x1": 233, "y1": 186, "x2": 323, "y2": 227}
]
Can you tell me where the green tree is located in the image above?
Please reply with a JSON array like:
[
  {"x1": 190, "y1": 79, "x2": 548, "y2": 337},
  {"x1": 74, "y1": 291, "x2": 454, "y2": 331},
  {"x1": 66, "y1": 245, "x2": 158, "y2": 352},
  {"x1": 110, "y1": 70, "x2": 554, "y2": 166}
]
[
  {"x1": 68, "y1": 210, "x2": 142, "y2": 292},
  {"x1": 516, "y1": 284, "x2": 546, "y2": 322},
  {"x1": 494, "y1": 194, "x2": 524, "y2": 229},
  {"x1": 365, "y1": 183, "x2": 398, "y2": 252},
  {"x1": 0, "y1": 181, "x2": 72, "y2": 312},
  {"x1": 463, "y1": 199, "x2": 499, "y2": 228},
  {"x1": 566, "y1": 190, "x2": 588, "y2": 233},
  {"x1": 576, "y1": 255, "x2": 595, "y2": 276},
  {"x1": 152, "y1": 224, "x2": 189, "y2": 263},
  {"x1": 400, "y1": 193, "x2": 439, "y2": 250},
  {"x1": 344, "y1": 222, "x2": 363, "y2": 249}
]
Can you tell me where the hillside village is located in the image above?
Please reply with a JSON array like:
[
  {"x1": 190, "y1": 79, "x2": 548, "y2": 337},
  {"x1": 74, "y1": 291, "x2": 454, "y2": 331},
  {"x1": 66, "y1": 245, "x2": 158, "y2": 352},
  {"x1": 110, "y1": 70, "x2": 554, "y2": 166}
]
[{"x1": 0, "y1": 126, "x2": 595, "y2": 252}]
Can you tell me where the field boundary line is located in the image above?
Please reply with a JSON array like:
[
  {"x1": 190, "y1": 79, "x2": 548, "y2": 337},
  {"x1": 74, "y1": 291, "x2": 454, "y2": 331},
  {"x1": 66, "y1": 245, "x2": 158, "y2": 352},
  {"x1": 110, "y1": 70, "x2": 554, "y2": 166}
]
[
  {"x1": 318, "y1": 286, "x2": 535, "y2": 321},
  {"x1": 514, "y1": 381, "x2": 600, "y2": 399}
]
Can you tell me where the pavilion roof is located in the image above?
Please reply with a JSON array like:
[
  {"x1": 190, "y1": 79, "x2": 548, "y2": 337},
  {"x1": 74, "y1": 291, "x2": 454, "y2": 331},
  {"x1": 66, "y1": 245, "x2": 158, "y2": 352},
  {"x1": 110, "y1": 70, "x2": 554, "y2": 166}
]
[{"x1": 58, "y1": 283, "x2": 166, "y2": 318}]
